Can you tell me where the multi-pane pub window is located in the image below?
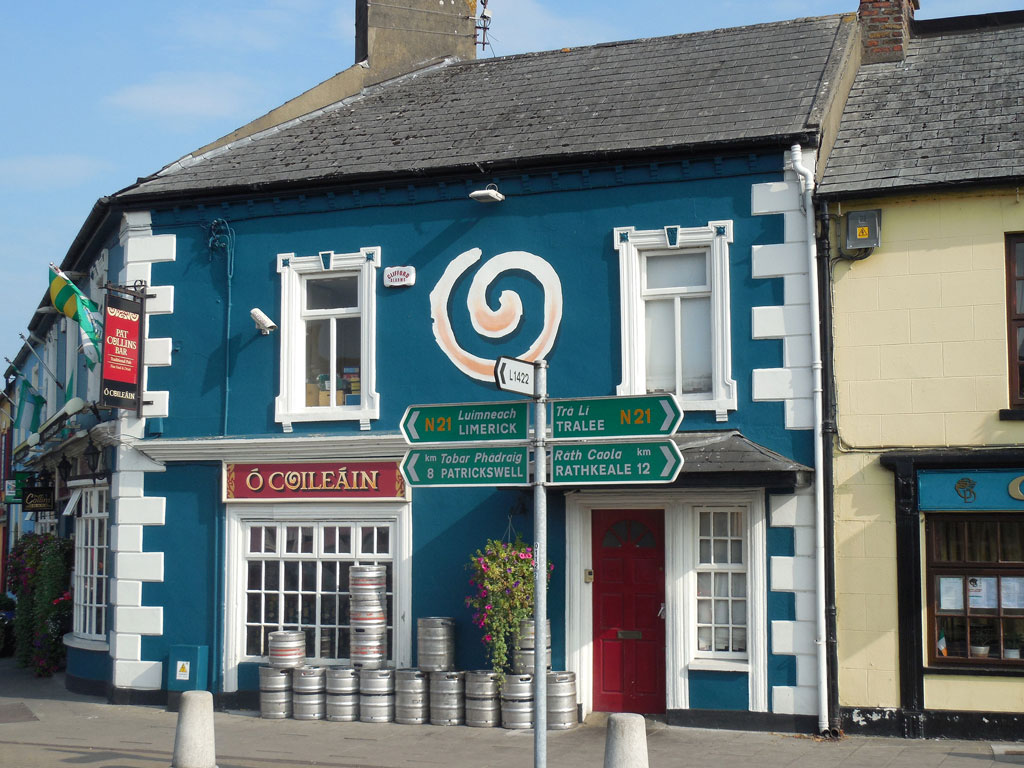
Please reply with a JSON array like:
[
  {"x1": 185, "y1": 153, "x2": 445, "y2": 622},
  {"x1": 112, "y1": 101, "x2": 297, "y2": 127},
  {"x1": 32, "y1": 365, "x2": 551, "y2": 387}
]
[
  {"x1": 695, "y1": 506, "x2": 747, "y2": 656},
  {"x1": 1007, "y1": 234, "x2": 1024, "y2": 407},
  {"x1": 927, "y1": 515, "x2": 1024, "y2": 664},
  {"x1": 243, "y1": 521, "x2": 394, "y2": 663}
]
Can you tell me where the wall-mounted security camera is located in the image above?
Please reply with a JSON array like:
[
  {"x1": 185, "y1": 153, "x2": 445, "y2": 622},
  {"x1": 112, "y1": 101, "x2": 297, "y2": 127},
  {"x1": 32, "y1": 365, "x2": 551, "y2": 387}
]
[{"x1": 250, "y1": 308, "x2": 278, "y2": 335}]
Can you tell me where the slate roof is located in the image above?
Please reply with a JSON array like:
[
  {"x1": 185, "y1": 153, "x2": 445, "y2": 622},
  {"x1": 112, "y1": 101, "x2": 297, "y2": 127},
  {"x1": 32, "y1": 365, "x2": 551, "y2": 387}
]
[
  {"x1": 675, "y1": 431, "x2": 810, "y2": 475},
  {"x1": 819, "y1": 12, "x2": 1024, "y2": 196},
  {"x1": 118, "y1": 14, "x2": 855, "y2": 202}
]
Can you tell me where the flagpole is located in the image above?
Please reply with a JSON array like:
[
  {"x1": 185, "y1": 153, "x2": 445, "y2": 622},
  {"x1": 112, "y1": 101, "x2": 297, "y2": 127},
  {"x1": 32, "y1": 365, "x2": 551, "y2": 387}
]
[{"x1": 17, "y1": 334, "x2": 64, "y2": 390}]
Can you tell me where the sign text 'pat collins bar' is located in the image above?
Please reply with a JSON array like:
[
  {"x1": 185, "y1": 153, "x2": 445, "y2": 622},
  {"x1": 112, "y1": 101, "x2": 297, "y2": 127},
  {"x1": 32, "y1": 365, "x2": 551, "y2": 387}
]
[
  {"x1": 549, "y1": 393, "x2": 682, "y2": 439},
  {"x1": 100, "y1": 291, "x2": 145, "y2": 410},
  {"x1": 548, "y1": 440, "x2": 683, "y2": 485},
  {"x1": 401, "y1": 401, "x2": 529, "y2": 444},
  {"x1": 402, "y1": 446, "x2": 530, "y2": 487}
]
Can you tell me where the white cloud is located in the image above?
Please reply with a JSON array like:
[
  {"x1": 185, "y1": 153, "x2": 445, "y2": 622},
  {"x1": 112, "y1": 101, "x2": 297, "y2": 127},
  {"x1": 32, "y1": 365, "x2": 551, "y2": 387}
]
[
  {"x1": 106, "y1": 73, "x2": 263, "y2": 121},
  {"x1": 0, "y1": 155, "x2": 107, "y2": 191}
]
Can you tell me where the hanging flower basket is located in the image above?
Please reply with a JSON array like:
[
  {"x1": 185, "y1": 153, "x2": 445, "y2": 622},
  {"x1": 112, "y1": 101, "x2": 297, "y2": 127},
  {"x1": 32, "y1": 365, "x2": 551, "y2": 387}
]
[{"x1": 465, "y1": 536, "x2": 553, "y2": 679}]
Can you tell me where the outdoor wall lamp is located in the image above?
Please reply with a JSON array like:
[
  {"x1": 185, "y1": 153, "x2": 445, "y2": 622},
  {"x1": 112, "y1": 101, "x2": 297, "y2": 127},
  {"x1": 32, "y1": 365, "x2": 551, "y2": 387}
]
[
  {"x1": 57, "y1": 455, "x2": 72, "y2": 483},
  {"x1": 469, "y1": 183, "x2": 505, "y2": 203},
  {"x1": 83, "y1": 438, "x2": 101, "y2": 475}
]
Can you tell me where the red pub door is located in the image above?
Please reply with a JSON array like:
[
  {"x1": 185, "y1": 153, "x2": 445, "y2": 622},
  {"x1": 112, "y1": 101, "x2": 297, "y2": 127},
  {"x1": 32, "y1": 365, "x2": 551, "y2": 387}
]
[{"x1": 592, "y1": 508, "x2": 666, "y2": 713}]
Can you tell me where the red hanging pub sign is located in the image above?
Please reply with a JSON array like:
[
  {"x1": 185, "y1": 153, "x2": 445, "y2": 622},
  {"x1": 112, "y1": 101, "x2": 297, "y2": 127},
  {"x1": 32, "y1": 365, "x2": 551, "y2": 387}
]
[
  {"x1": 224, "y1": 460, "x2": 406, "y2": 501},
  {"x1": 100, "y1": 290, "x2": 144, "y2": 411}
]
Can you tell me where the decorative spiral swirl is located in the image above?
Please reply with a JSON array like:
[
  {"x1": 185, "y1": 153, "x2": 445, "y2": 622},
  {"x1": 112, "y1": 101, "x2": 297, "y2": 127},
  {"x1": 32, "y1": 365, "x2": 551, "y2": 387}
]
[{"x1": 430, "y1": 248, "x2": 563, "y2": 381}]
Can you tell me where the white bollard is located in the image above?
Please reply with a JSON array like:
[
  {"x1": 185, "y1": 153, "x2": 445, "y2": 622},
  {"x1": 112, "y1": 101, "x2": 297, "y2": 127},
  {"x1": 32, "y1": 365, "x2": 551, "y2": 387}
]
[
  {"x1": 171, "y1": 690, "x2": 218, "y2": 768},
  {"x1": 603, "y1": 712, "x2": 649, "y2": 768}
]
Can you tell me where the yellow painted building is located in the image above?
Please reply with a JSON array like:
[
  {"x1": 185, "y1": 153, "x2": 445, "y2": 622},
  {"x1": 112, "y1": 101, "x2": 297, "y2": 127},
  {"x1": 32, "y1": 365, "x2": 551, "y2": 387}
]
[{"x1": 817, "y1": 0, "x2": 1024, "y2": 740}]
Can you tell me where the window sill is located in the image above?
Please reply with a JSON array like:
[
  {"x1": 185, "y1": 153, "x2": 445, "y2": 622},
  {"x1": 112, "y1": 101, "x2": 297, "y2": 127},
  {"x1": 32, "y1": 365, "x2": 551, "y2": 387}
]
[
  {"x1": 998, "y1": 409, "x2": 1024, "y2": 421},
  {"x1": 688, "y1": 658, "x2": 749, "y2": 673},
  {"x1": 63, "y1": 633, "x2": 109, "y2": 652},
  {"x1": 924, "y1": 664, "x2": 1024, "y2": 677}
]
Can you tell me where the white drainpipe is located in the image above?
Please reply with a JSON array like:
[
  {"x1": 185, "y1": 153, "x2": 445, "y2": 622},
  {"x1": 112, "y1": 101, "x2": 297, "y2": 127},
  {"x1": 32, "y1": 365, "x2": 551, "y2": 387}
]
[{"x1": 789, "y1": 144, "x2": 829, "y2": 735}]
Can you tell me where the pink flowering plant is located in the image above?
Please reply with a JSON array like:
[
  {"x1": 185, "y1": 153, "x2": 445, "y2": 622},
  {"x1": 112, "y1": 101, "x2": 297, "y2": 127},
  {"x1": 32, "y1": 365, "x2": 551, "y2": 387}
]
[{"x1": 465, "y1": 536, "x2": 550, "y2": 677}]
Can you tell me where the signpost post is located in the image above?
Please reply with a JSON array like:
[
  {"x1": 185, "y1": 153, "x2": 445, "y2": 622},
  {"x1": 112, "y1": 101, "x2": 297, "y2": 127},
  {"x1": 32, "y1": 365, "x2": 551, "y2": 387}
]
[{"x1": 400, "y1": 362, "x2": 684, "y2": 768}]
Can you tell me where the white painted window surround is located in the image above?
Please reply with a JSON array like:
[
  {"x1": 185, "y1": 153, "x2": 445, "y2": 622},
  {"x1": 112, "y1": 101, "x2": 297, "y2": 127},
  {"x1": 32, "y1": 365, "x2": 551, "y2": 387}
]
[
  {"x1": 71, "y1": 486, "x2": 109, "y2": 640},
  {"x1": 565, "y1": 489, "x2": 767, "y2": 717},
  {"x1": 275, "y1": 249, "x2": 380, "y2": 432},
  {"x1": 223, "y1": 500, "x2": 411, "y2": 693},
  {"x1": 614, "y1": 223, "x2": 737, "y2": 421}
]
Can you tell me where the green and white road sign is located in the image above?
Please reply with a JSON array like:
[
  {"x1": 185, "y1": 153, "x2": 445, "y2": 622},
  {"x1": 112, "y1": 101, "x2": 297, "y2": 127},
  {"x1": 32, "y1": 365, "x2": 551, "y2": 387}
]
[
  {"x1": 549, "y1": 394, "x2": 682, "y2": 440},
  {"x1": 401, "y1": 446, "x2": 530, "y2": 487},
  {"x1": 548, "y1": 440, "x2": 683, "y2": 485}
]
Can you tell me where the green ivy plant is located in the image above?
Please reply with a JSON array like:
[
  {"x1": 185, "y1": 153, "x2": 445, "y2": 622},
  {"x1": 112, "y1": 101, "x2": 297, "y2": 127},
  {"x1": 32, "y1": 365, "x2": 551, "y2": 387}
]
[{"x1": 465, "y1": 536, "x2": 552, "y2": 680}]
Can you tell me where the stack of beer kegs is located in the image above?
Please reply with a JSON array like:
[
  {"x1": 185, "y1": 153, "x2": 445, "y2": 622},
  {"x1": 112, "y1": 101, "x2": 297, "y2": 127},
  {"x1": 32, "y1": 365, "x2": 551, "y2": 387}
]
[{"x1": 349, "y1": 565, "x2": 387, "y2": 669}]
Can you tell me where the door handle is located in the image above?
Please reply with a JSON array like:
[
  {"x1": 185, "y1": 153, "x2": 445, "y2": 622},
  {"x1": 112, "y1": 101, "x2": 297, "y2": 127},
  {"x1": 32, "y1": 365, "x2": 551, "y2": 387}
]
[{"x1": 658, "y1": 602, "x2": 665, "y2": 619}]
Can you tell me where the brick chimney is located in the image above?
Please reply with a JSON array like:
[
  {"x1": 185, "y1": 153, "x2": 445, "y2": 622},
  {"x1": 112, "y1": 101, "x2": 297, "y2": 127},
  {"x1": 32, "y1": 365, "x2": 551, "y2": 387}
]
[{"x1": 859, "y1": 0, "x2": 919, "y2": 63}]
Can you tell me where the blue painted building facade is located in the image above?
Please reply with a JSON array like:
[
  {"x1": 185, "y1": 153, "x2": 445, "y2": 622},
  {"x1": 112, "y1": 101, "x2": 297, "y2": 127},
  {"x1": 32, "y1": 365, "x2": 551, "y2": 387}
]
[{"x1": 5, "y1": 9, "x2": 861, "y2": 730}]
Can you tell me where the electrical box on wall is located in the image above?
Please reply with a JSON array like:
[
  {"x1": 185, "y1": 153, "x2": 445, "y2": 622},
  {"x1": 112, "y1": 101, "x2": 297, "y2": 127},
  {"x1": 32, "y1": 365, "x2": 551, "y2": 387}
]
[{"x1": 845, "y1": 209, "x2": 881, "y2": 249}]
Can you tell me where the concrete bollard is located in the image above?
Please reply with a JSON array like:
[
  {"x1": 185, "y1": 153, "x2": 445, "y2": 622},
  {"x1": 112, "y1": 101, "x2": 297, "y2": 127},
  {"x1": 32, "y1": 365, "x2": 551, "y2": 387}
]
[
  {"x1": 171, "y1": 690, "x2": 218, "y2": 768},
  {"x1": 603, "y1": 712, "x2": 649, "y2": 768}
]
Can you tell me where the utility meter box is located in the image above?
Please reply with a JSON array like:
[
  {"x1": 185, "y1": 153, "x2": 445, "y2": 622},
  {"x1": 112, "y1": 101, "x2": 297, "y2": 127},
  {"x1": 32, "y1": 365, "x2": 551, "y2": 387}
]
[
  {"x1": 845, "y1": 209, "x2": 881, "y2": 249},
  {"x1": 167, "y1": 645, "x2": 209, "y2": 692}
]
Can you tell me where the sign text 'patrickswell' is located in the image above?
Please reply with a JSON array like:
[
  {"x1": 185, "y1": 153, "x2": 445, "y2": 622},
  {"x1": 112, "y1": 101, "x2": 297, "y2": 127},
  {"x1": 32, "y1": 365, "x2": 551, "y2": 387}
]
[{"x1": 225, "y1": 461, "x2": 405, "y2": 501}]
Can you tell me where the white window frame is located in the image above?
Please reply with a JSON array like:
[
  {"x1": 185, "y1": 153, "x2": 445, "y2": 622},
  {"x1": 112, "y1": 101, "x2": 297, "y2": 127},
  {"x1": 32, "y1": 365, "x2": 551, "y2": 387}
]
[
  {"x1": 275, "y1": 249, "x2": 380, "y2": 432},
  {"x1": 692, "y1": 504, "x2": 749, "y2": 662},
  {"x1": 614, "y1": 222, "x2": 737, "y2": 421},
  {"x1": 70, "y1": 484, "x2": 109, "y2": 640},
  {"x1": 224, "y1": 500, "x2": 410, "y2": 692},
  {"x1": 565, "y1": 489, "x2": 766, "y2": 717}
]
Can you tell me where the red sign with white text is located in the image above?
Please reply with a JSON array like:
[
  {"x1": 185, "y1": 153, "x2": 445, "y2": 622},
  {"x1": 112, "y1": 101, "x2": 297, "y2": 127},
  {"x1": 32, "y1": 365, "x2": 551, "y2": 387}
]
[
  {"x1": 100, "y1": 293, "x2": 143, "y2": 410},
  {"x1": 225, "y1": 461, "x2": 406, "y2": 501}
]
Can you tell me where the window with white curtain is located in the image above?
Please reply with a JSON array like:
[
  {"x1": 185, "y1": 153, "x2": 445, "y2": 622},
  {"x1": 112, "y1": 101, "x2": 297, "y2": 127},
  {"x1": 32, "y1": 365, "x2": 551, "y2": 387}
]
[
  {"x1": 694, "y1": 504, "x2": 747, "y2": 658},
  {"x1": 614, "y1": 223, "x2": 737, "y2": 421}
]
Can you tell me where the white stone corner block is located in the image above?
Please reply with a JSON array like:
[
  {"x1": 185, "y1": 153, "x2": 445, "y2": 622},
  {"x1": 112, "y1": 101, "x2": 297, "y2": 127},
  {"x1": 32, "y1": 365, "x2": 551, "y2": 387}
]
[
  {"x1": 784, "y1": 274, "x2": 810, "y2": 306},
  {"x1": 125, "y1": 234, "x2": 176, "y2": 264},
  {"x1": 116, "y1": 552, "x2": 164, "y2": 583},
  {"x1": 115, "y1": 446, "x2": 166, "y2": 474},
  {"x1": 751, "y1": 181, "x2": 801, "y2": 216},
  {"x1": 751, "y1": 243, "x2": 806, "y2": 279},
  {"x1": 116, "y1": 496, "x2": 166, "y2": 526},
  {"x1": 145, "y1": 338, "x2": 173, "y2": 367},
  {"x1": 771, "y1": 555, "x2": 816, "y2": 593},
  {"x1": 142, "y1": 391, "x2": 170, "y2": 419},
  {"x1": 796, "y1": 651, "x2": 817, "y2": 687},
  {"x1": 795, "y1": 590, "x2": 816, "y2": 623},
  {"x1": 124, "y1": 262, "x2": 152, "y2": 287},
  {"x1": 771, "y1": 618, "x2": 816, "y2": 656},
  {"x1": 751, "y1": 305, "x2": 810, "y2": 340},
  {"x1": 770, "y1": 489, "x2": 815, "y2": 528},
  {"x1": 145, "y1": 285, "x2": 175, "y2": 315},
  {"x1": 752, "y1": 368, "x2": 812, "y2": 402},
  {"x1": 112, "y1": 470, "x2": 146, "y2": 500},
  {"x1": 113, "y1": 659, "x2": 164, "y2": 689},
  {"x1": 110, "y1": 578, "x2": 143, "y2": 608},
  {"x1": 111, "y1": 524, "x2": 144, "y2": 554},
  {"x1": 792, "y1": 686, "x2": 818, "y2": 716},
  {"x1": 783, "y1": 336, "x2": 813, "y2": 369},
  {"x1": 110, "y1": 632, "x2": 142, "y2": 661},
  {"x1": 772, "y1": 685, "x2": 796, "y2": 714},
  {"x1": 785, "y1": 397, "x2": 815, "y2": 430},
  {"x1": 784, "y1": 211, "x2": 810, "y2": 244},
  {"x1": 115, "y1": 606, "x2": 163, "y2": 636}
]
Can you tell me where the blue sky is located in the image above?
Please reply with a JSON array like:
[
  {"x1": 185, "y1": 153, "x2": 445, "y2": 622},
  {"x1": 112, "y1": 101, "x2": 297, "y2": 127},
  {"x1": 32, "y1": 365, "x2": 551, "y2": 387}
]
[{"x1": 0, "y1": 0, "x2": 1016, "y2": 363}]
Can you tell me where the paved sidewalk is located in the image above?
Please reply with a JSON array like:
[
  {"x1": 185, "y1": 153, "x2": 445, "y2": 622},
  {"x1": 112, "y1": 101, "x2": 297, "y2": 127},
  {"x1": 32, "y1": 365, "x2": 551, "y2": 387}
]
[{"x1": 1, "y1": 658, "x2": 1022, "y2": 768}]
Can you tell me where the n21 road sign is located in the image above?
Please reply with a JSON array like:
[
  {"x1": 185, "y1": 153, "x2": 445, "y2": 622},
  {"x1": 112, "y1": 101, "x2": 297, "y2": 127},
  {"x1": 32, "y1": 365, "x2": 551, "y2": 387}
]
[
  {"x1": 401, "y1": 402, "x2": 529, "y2": 444},
  {"x1": 401, "y1": 446, "x2": 530, "y2": 487},
  {"x1": 548, "y1": 440, "x2": 683, "y2": 486},
  {"x1": 550, "y1": 394, "x2": 682, "y2": 439}
]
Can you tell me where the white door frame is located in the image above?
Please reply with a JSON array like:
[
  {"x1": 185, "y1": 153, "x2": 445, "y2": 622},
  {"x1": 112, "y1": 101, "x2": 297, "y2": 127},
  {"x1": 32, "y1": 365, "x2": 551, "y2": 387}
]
[{"x1": 564, "y1": 488, "x2": 767, "y2": 717}]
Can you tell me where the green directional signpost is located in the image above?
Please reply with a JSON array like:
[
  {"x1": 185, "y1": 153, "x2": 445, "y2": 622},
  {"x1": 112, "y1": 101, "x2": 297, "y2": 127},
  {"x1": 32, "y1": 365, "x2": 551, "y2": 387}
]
[
  {"x1": 399, "y1": 364, "x2": 684, "y2": 768},
  {"x1": 549, "y1": 393, "x2": 682, "y2": 439},
  {"x1": 401, "y1": 446, "x2": 529, "y2": 487},
  {"x1": 401, "y1": 401, "x2": 529, "y2": 444},
  {"x1": 549, "y1": 440, "x2": 683, "y2": 485}
]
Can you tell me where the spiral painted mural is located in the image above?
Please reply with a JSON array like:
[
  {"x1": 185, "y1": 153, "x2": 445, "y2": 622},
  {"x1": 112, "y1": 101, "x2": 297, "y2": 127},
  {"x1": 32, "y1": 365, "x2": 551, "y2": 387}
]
[{"x1": 429, "y1": 247, "x2": 563, "y2": 381}]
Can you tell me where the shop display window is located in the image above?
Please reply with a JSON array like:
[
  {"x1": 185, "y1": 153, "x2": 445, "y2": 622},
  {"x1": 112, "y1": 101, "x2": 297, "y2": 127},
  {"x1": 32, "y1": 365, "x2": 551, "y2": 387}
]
[
  {"x1": 927, "y1": 514, "x2": 1024, "y2": 665},
  {"x1": 242, "y1": 520, "x2": 394, "y2": 663}
]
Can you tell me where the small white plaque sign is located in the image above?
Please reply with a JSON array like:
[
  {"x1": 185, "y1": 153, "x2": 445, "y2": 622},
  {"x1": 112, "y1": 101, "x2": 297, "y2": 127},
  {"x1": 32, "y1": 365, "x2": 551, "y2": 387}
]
[{"x1": 383, "y1": 266, "x2": 416, "y2": 287}]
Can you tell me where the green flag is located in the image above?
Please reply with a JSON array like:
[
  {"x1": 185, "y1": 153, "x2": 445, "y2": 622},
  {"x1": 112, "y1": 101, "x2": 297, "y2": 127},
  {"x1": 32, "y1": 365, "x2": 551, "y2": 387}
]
[{"x1": 49, "y1": 263, "x2": 102, "y2": 370}]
